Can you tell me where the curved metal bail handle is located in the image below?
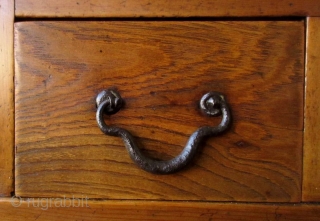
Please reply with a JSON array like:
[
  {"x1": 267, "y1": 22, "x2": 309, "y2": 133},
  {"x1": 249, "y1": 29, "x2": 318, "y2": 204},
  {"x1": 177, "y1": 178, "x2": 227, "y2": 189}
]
[{"x1": 96, "y1": 89, "x2": 231, "y2": 174}]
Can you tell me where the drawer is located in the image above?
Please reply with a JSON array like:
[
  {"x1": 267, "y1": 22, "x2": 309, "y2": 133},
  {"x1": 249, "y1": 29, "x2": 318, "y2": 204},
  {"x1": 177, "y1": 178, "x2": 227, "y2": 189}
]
[{"x1": 14, "y1": 21, "x2": 304, "y2": 202}]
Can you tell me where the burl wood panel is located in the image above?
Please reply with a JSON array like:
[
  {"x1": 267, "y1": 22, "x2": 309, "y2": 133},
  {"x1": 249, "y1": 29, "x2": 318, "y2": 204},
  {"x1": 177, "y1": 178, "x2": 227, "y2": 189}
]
[
  {"x1": 15, "y1": 21, "x2": 304, "y2": 202},
  {"x1": 303, "y1": 17, "x2": 320, "y2": 202},
  {"x1": 15, "y1": 0, "x2": 320, "y2": 18},
  {"x1": 1, "y1": 199, "x2": 320, "y2": 221},
  {"x1": 0, "y1": 0, "x2": 14, "y2": 196}
]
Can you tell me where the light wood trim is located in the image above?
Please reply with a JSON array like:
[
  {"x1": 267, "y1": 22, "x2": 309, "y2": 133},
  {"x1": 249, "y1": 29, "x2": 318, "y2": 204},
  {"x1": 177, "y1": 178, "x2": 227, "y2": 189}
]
[
  {"x1": 0, "y1": 0, "x2": 14, "y2": 196},
  {"x1": 303, "y1": 17, "x2": 320, "y2": 202},
  {"x1": 15, "y1": 0, "x2": 320, "y2": 18},
  {"x1": 1, "y1": 199, "x2": 320, "y2": 220}
]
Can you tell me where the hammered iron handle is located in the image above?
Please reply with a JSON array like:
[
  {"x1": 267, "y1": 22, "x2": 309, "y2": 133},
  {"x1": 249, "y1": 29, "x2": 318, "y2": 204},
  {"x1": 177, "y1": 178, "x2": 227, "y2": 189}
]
[{"x1": 96, "y1": 89, "x2": 231, "y2": 174}]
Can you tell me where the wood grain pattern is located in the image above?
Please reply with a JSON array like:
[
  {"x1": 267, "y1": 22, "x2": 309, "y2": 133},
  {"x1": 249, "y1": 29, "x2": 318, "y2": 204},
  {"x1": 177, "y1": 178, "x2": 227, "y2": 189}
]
[
  {"x1": 15, "y1": 21, "x2": 304, "y2": 202},
  {"x1": 1, "y1": 199, "x2": 320, "y2": 221},
  {"x1": 15, "y1": 0, "x2": 320, "y2": 18},
  {"x1": 0, "y1": 0, "x2": 14, "y2": 196},
  {"x1": 303, "y1": 17, "x2": 320, "y2": 202}
]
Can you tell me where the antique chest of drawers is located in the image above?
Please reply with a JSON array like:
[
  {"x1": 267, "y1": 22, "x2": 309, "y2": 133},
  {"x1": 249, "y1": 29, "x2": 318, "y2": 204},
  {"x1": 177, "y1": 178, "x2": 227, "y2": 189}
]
[{"x1": 1, "y1": 0, "x2": 320, "y2": 220}]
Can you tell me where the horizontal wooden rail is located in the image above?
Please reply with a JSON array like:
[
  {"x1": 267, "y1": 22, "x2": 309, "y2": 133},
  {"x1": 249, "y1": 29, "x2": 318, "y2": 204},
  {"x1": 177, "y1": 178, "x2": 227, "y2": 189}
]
[
  {"x1": 15, "y1": 0, "x2": 320, "y2": 18},
  {"x1": 1, "y1": 199, "x2": 320, "y2": 220}
]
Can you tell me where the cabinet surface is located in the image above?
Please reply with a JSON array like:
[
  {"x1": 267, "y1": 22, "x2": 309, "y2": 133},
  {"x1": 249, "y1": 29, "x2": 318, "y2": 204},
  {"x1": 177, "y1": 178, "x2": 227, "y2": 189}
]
[
  {"x1": 1, "y1": 0, "x2": 320, "y2": 220},
  {"x1": 15, "y1": 21, "x2": 304, "y2": 202}
]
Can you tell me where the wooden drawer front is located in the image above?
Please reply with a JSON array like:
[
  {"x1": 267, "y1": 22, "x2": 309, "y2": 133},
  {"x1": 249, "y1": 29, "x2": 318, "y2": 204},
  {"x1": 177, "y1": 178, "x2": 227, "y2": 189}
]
[{"x1": 15, "y1": 21, "x2": 304, "y2": 202}]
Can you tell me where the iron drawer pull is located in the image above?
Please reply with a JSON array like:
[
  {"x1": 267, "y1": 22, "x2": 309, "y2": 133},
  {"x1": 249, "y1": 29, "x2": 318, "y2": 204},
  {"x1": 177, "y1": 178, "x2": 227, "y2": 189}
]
[{"x1": 96, "y1": 89, "x2": 231, "y2": 174}]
